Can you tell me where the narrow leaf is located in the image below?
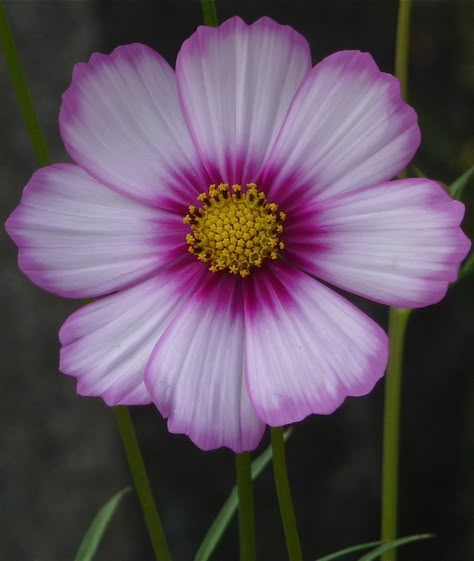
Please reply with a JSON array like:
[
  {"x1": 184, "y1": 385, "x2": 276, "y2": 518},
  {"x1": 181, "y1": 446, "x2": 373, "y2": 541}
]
[
  {"x1": 449, "y1": 165, "x2": 474, "y2": 201},
  {"x1": 194, "y1": 429, "x2": 292, "y2": 561},
  {"x1": 410, "y1": 165, "x2": 425, "y2": 178},
  {"x1": 0, "y1": 0, "x2": 50, "y2": 166},
  {"x1": 200, "y1": 0, "x2": 218, "y2": 27},
  {"x1": 357, "y1": 533, "x2": 433, "y2": 561},
  {"x1": 459, "y1": 251, "x2": 474, "y2": 281},
  {"x1": 73, "y1": 487, "x2": 131, "y2": 561},
  {"x1": 314, "y1": 540, "x2": 381, "y2": 561}
]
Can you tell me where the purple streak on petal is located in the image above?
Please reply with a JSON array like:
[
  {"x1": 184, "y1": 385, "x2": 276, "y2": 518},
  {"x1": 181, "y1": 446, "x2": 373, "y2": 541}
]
[
  {"x1": 145, "y1": 271, "x2": 265, "y2": 452},
  {"x1": 243, "y1": 264, "x2": 297, "y2": 317},
  {"x1": 176, "y1": 16, "x2": 311, "y2": 184},
  {"x1": 244, "y1": 262, "x2": 388, "y2": 426},
  {"x1": 5, "y1": 164, "x2": 188, "y2": 298},
  {"x1": 59, "y1": 43, "x2": 210, "y2": 211},
  {"x1": 59, "y1": 258, "x2": 207, "y2": 406},
  {"x1": 286, "y1": 178, "x2": 471, "y2": 307},
  {"x1": 261, "y1": 50, "x2": 420, "y2": 204}
]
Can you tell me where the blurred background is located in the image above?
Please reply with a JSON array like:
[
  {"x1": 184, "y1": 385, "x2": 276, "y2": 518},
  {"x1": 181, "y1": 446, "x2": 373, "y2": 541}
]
[{"x1": 1, "y1": 1, "x2": 473, "y2": 560}]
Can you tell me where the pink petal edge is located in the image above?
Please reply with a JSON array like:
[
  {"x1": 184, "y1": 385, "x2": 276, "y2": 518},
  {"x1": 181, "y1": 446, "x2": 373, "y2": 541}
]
[
  {"x1": 60, "y1": 43, "x2": 210, "y2": 213},
  {"x1": 145, "y1": 271, "x2": 265, "y2": 452},
  {"x1": 261, "y1": 50, "x2": 420, "y2": 209},
  {"x1": 5, "y1": 164, "x2": 186, "y2": 298},
  {"x1": 59, "y1": 259, "x2": 207, "y2": 406},
  {"x1": 244, "y1": 262, "x2": 388, "y2": 426},
  {"x1": 283, "y1": 178, "x2": 471, "y2": 308},
  {"x1": 176, "y1": 16, "x2": 312, "y2": 185}
]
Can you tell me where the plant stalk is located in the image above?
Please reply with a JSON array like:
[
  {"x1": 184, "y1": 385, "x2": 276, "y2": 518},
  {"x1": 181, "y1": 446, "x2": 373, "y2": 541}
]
[
  {"x1": 271, "y1": 427, "x2": 303, "y2": 561},
  {"x1": 115, "y1": 407, "x2": 172, "y2": 561},
  {"x1": 200, "y1": 0, "x2": 218, "y2": 27},
  {"x1": 0, "y1": 0, "x2": 50, "y2": 166},
  {"x1": 1, "y1": 5, "x2": 171, "y2": 561},
  {"x1": 235, "y1": 452, "x2": 257, "y2": 561},
  {"x1": 380, "y1": 3, "x2": 413, "y2": 560}
]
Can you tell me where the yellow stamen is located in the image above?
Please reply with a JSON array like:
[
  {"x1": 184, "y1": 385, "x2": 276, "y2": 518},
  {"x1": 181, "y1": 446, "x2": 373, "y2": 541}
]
[{"x1": 184, "y1": 183, "x2": 286, "y2": 278}]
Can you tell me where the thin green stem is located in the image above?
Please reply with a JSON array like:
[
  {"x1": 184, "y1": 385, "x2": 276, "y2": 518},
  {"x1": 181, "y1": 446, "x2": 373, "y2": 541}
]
[
  {"x1": 200, "y1": 0, "x2": 218, "y2": 27},
  {"x1": 394, "y1": 0, "x2": 412, "y2": 100},
  {"x1": 381, "y1": 308, "x2": 412, "y2": 561},
  {"x1": 0, "y1": 9, "x2": 168, "y2": 557},
  {"x1": 0, "y1": 0, "x2": 50, "y2": 166},
  {"x1": 235, "y1": 452, "x2": 256, "y2": 561},
  {"x1": 271, "y1": 427, "x2": 302, "y2": 561},
  {"x1": 115, "y1": 407, "x2": 172, "y2": 561},
  {"x1": 2, "y1": 4, "x2": 168, "y2": 560},
  {"x1": 380, "y1": 3, "x2": 413, "y2": 561}
]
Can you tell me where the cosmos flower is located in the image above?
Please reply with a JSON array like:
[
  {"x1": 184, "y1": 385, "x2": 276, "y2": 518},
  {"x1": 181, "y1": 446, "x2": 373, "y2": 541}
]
[{"x1": 6, "y1": 17, "x2": 470, "y2": 452}]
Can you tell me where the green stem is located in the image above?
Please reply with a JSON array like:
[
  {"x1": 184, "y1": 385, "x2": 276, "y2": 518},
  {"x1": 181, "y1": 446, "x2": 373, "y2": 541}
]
[
  {"x1": 381, "y1": 308, "x2": 411, "y2": 560},
  {"x1": 200, "y1": 0, "x2": 218, "y2": 27},
  {"x1": 0, "y1": 0, "x2": 50, "y2": 166},
  {"x1": 1, "y1": 4, "x2": 169, "y2": 560},
  {"x1": 115, "y1": 407, "x2": 172, "y2": 561},
  {"x1": 235, "y1": 452, "x2": 256, "y2": 561},
  {"x1": 271, "y1": 427, "x2": 302, "y2": 561},
  {"x1": 381, "y1": 3, "x2": 413, "y2": 561},
  {"x1": 394, "y1": 0, "x2": 412, "y2": 100},
  {"x1": 0, "y1": 8, "x2": 168, "y2": 557}
]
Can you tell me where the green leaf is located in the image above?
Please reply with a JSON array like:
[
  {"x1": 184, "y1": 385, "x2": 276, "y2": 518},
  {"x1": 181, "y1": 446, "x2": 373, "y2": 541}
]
[
  {"x1": 449, "y1": 165, "x2": 474, "y2": 201},
  {"x1": 357, "y1": 533, "x2": 433, "y2": 561},
  {"x1": 313, "y1": 534, "x2": 433, "y2": 561},
  {"x1": 73, "y1": 487, "x2": 131, "y2": 561},
  {"x1": 194, "y1": 429, "x2": 292, "y2": 561},
  {"x1": 0, "y1": 0, "x2": 50, "y2": 166},
  {"x1": 200, "y1": 0, "x2": 218, "y2": 27},
  {"x1": 314, "y1": 540, "x2": 381, "y2": 561},
  {"x1": 458, "y1": 251, "x2": 474, "y2": 281},
  {"x1": 409, "y1": 164, "x2": 425, "y2": 178}
]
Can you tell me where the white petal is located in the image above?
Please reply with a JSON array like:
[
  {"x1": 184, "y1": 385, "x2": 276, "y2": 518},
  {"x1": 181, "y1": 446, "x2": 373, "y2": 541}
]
[
  {"x1": 59, "y1": 260, "x2": 206, "y2": 406},
  {"x1": 286, "y1": 179, "x2": 471, "y2": 307},
  {"x1": 263, "y1": 51, "x2": 420, "y2": 206},
  {"x1": 146, "y1": 273, "x2": 265, "y2": 452},
  {"x1": 244, "y1": 263, "x2": 388, "y2": 425},
  {"x1": 60, "y1": 43, "x2": 209, "y2": 209},
  {"x1": 176, "y1": 16, "x2": 311, "y2": 184},
  {"x1": 5, "y1": 164, "x2": 186, "y2": 298}
]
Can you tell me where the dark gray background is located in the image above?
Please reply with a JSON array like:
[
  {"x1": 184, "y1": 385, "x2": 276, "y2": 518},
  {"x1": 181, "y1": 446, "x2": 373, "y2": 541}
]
[{"x1": 1, "y1": 1, "x2": 473, "y2": 560}]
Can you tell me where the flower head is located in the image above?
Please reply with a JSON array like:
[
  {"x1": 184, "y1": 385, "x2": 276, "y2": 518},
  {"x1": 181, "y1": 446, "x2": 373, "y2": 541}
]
[{"x1": 6, "y1": 17, "x2": 470, "y2": 451}]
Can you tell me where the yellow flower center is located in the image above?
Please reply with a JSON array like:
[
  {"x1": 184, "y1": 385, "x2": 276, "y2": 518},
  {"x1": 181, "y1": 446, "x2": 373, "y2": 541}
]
[{"x1": 184, "y1": 183, "x2": 286, "y2": 278}]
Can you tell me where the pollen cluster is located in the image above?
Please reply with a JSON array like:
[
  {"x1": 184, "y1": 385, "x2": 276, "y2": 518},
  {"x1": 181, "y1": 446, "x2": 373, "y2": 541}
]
[{"x1": 184, "y1": 183, "x2": 286, "y2": 278}]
